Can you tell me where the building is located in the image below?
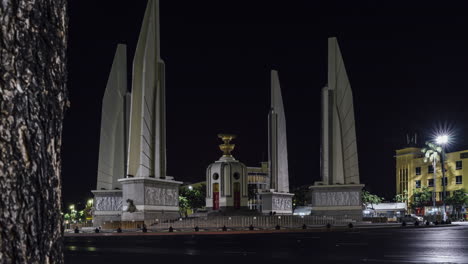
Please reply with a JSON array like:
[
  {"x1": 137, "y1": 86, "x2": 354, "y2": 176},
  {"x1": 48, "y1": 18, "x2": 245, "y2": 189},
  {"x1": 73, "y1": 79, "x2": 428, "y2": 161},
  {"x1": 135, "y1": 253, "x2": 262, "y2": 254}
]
[
  {"x1": 247, "y1": 162, "x2": 269, "y2": 211},
  {"x1": 396, "y1": 147, "x2": 468, "y2": 212}
]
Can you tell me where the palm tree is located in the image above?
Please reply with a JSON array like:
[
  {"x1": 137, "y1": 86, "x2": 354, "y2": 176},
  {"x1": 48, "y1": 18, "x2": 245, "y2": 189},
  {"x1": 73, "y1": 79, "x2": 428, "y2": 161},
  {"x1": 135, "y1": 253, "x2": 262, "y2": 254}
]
[{"x1": 421, "y1": 141, "x2": 443, "y2": 212}]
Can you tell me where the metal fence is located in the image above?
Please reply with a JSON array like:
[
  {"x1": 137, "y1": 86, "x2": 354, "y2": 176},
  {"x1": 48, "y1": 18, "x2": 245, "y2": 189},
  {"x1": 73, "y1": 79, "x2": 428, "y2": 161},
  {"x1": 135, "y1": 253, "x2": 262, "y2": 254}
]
[
  {"x1": 65, "y1": 221, "x2": 93, "y2": 230},
  {"x1": 144, "y1": 215, "x2": 356, "y2": 230}
]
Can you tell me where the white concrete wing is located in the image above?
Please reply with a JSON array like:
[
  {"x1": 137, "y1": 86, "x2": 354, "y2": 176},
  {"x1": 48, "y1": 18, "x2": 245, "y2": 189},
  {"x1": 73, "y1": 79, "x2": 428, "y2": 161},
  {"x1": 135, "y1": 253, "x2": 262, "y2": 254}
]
[
  {"x1": 127, "y1": 0, "x2": 166, "y2": 178},
  {"x1": 269, "y1": 70, "x2": 289, "y2": 193},
  {"x1": 328, "y1": 37, "x2": 360, "y2": 184},
  {"x1": 97, "y1": 44, "x2": 128, "y2": 190}
]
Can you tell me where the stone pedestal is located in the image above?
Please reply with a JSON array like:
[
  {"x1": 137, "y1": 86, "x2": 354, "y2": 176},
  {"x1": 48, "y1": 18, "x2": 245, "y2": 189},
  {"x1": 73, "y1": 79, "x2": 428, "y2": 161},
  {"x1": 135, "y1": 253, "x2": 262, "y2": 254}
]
[
  {"x1": 91, "y1": 190, "x2": 123, "y2": 227},
  {"x1": 260, "y1": 191, "x2": 294, "y2": 215},
  {"x1": 118, "y1": 177, "x2": 182, "y2": 223},
  {"x1": 308, "y1": 184, "x2": 364, "y2": 220}
]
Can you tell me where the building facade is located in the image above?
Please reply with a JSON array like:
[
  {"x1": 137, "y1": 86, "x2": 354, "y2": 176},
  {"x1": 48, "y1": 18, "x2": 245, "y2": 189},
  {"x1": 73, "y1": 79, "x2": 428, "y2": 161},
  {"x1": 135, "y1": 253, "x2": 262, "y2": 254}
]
[{"x1": 396, "y1": 147, "x2": 468, "y2": 210}]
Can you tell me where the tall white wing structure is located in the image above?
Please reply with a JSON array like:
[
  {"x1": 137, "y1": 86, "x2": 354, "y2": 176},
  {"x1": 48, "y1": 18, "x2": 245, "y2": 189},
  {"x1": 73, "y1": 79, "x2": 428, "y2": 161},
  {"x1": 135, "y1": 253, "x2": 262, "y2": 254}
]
[
  {"x1": 322, "y1": 37, "x2": 360, "y2": 185},
  {"x1": 127, "y1": 0, "x2": 166, "y2": 178},
  {"x1": 96, "y1": 44, "x2": 128, "y2": 190},
  {"x1": 268, "y1": 70, "x2": 289, "y2": 193}
]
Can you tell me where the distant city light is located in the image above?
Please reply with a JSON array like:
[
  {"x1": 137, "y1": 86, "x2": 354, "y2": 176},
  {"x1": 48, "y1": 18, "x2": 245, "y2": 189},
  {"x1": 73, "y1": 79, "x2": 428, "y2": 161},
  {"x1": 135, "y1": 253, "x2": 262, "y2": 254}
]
[{"x1": 188, "y1": 185, "x2": 193, "y2": 190}]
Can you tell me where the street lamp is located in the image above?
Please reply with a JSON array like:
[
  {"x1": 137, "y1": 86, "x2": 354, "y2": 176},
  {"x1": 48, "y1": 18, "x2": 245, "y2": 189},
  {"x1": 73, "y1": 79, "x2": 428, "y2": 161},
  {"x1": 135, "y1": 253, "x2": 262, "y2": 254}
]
[
  {"x1": 436, "y1": 134, "x2": 449, "y2": 222},
  {"x1": 436, "y1": 135, "x2": 449, "y2": 145},
  {"x1": 188, "y1": 185, "x2": 193, "y2": 190}
]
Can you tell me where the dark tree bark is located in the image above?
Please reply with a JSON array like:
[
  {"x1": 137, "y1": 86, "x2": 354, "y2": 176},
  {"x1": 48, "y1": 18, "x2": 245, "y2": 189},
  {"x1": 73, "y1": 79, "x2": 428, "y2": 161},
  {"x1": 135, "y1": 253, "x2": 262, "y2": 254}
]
[{"x1": 0, "y1": 0, "x2": 67, "y2": 263}]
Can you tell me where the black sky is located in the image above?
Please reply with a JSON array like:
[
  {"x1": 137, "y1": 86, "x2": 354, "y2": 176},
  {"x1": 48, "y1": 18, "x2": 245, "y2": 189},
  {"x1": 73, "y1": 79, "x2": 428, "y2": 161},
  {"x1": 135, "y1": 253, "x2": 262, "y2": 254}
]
[{"x1": 63, "y1": 1, "x2": 468, "y2": 206}]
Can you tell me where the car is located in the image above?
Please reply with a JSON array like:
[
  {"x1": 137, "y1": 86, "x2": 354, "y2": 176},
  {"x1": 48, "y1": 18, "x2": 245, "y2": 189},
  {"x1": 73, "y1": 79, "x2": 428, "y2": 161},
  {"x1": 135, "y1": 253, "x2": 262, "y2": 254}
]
[{"x1": 399, "y1": 214, "x2": 423, "y2": 223}]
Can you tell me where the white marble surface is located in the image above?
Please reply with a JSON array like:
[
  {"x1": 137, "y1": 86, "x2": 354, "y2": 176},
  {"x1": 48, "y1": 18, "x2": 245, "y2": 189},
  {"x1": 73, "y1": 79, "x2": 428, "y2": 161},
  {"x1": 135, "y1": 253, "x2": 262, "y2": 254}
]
[
  {"x1": 95, "y1": 196, "x2": 123, "y2": 211},
  {"x1": 269, "y1": 70, "x2": 290, "y2": 193},
  {"x1": 322, "y1": 37, "x2": 360, "y2": 185},
  {"x1": 96, "y1": 44, "x2": 127, "y2": 190},
  {"x1": 127, "y1": 0, "x2": 167, "y2": 179}
]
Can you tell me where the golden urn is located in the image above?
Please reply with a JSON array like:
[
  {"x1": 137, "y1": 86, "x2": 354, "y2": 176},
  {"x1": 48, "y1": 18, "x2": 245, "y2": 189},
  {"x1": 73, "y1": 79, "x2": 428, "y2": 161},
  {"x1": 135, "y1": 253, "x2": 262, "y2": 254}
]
[{"x1": 218, "y1": 134, "x2": 236, "y2": 157}]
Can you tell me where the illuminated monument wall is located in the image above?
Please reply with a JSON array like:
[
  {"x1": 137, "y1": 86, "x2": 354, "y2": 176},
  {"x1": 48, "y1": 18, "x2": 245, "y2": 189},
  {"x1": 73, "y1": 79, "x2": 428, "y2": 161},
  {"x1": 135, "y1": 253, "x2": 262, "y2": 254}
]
[
  {"x1": 309, "y1": 38, "x2": 364, "y2": 220},
  {"x1": 92, "y1": 0, "x2": 181, "y2": 226},
  {"x1": 125, "y1": 0, "x2": 166, "y2": 180},
  {"x1": 91, "y1": 45, "x2": 128, "y2": 225},
  {"x1": 321, "y1": 38, "x2": 360, "y2": 185},
  {"x1": 96, "y1": 44, "x2": 129, "y2": 191},
  {"x1": 261, "y1": 70, "x2": 293, "y2": 215}
]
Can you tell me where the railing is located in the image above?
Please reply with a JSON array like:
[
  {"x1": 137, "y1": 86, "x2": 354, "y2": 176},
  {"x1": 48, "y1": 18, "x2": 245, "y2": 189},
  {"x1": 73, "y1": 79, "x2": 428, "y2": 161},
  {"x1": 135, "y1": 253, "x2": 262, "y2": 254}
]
[
  {"x1": 143, "y1": 215, "x2": 357, "y2": 230},
  {"x1": 73, "y1": 215, "x2": 359, "y2": 232},
  {"x1": 65, "y1": 221, "x2": 94, "y2": 230}
]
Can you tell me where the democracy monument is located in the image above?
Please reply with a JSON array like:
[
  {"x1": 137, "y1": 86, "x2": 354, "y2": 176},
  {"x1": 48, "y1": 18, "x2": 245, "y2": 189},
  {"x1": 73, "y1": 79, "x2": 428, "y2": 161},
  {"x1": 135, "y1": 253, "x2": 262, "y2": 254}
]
[
  {"x1": 204, "y1": 70, "x2": 294, "y2": 215},
  {"x1": 91, "y1": 0, "x2": 364, "y2": 226},
  {"x1": 91, "y1": 0, "x2": 181, "y2": 227},
  {"x1": 308, "y1": 38, "x2": 364, "y2": 219}
]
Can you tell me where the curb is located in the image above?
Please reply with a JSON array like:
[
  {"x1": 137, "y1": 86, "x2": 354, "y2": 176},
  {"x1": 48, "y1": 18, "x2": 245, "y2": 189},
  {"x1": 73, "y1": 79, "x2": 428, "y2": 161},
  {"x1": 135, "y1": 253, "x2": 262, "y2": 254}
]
[{"x1": 64, "y1": 223, "x2": 460, "y2": 237}]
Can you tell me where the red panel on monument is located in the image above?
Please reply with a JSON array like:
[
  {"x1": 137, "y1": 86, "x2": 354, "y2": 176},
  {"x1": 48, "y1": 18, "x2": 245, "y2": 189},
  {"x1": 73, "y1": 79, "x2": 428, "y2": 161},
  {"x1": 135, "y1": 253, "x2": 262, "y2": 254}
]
[{"x1": 213, "y1": 192, "x2": 219, "y2": 210}]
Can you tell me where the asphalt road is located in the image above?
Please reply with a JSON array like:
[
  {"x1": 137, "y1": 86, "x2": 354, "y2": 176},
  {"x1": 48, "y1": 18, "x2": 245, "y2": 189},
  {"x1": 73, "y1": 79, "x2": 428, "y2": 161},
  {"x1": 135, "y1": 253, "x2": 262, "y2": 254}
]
[{"x1": 65, "y1": 223, "x2": 468, "y2": 263}]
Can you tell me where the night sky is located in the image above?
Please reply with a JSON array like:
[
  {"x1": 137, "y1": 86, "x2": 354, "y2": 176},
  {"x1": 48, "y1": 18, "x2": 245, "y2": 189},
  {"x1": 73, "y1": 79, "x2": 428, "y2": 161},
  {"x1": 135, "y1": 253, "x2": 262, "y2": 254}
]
[{"x1": 64, "y1": 1, "x2": 468, "y2": 206}]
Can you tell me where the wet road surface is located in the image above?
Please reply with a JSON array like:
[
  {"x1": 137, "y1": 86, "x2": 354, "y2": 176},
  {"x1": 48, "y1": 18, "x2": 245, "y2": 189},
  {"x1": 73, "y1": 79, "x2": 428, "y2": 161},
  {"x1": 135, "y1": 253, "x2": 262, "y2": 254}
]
[{"x1": 65, "y1": 224, "x2": 468, "y2": 263}]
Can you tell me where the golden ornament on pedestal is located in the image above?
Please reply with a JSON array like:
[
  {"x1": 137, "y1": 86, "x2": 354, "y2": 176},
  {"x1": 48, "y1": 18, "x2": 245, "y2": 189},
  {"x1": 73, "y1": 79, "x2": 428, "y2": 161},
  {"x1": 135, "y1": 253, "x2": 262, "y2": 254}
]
[{"x1": 218, "y1": 134, "x2": 236, "y2": 157}]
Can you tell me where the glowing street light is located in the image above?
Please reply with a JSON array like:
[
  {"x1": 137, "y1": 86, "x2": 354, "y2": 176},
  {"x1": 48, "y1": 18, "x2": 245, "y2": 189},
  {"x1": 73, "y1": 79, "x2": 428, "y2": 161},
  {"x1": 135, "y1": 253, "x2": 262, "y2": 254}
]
[
  {"x1": 436, "y1": 134, "x2": 449, "y2": 222},
  {"x1": 188, "y1": 185, "x2": 193, "y2": 190},
  {"x1": 87, "y1": 199, "x2": 93, "y2": 206},
  {"x1": 436, "y1": 134, "x2": 449, "y2": 145}
]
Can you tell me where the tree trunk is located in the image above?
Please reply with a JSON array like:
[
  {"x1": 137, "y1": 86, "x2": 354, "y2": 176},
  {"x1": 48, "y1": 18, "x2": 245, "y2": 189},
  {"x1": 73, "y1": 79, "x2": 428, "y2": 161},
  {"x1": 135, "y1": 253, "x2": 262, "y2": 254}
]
[{"x1": 0, "y1": 1, "x2": 68, "y2": 263}]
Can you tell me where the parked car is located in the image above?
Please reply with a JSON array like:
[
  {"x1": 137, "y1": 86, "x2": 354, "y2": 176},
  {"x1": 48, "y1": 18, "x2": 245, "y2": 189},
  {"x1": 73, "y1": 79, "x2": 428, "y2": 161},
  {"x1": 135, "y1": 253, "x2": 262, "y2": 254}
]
[{"x1": 399, "y1": 214, "x2": 423, "y2": 223}]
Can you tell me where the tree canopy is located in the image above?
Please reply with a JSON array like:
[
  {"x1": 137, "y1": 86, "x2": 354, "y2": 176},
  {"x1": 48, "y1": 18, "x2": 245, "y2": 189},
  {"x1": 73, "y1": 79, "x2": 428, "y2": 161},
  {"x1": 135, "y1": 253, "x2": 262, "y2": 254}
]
[
  {"x1": 292, "y1": 185, "x2": 309, "y2": 208},
  {"x1": 362, "y1": 190, "x2": 383, "y2": 209},
  {"x1": 179, "y1": 184, "x2": 206, "y2": 213},
  {"x1": 446, "y1": 189, "x2": 468, "y2": 208},
  {"x1": 411, "y1": 186, "x2": 432, "y2": 208},
  {"x1": 394, "y1": 190, "x2": 408, "y2": 203}
]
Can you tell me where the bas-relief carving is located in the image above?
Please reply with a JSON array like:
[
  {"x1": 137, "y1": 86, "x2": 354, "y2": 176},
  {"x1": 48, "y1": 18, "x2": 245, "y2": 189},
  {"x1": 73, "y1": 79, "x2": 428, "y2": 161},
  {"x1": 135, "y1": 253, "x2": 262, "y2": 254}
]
[
  {"x1": 95, "y1": 196, "x2": 123, "y2": 211},
  {"x1": 272, "y1": 197, "x2": 292, "y2": 211},
  {"x1": 314, "y1": 191, "x2": 360, "y2": 206},
  {"x1": 145, "y1": 186, "x2": 178, "y2": 206}
]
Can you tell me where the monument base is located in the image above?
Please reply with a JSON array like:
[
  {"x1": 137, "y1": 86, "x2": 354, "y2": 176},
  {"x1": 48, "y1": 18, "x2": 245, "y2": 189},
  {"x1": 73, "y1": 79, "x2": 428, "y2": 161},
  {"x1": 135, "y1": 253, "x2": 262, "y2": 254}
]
[
  {"x1": 308, "y1": 184, "x2": 364, "y2": 221},
  {"x1": 260, "y1": 191, "x2": 294, "y2": 215},
  {"x1": 118, "y1": 177, "x2": 182, "y2": 224},
  {"x1": 91, "y1": 190, "x2": 123, "y2": 227}
]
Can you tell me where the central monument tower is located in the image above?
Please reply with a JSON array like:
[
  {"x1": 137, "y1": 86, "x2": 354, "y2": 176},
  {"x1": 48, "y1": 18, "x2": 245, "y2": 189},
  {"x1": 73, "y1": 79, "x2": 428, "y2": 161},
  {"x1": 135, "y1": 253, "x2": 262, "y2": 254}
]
[{"x1": 205, "y1": 135, "x2": 248, "y2": 213}]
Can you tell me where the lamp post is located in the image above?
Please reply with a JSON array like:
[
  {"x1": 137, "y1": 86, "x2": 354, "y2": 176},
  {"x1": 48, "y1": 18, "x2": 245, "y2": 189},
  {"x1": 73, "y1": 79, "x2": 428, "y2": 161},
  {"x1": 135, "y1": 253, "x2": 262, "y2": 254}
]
[{"x1": 436, "y1": 135, "x2": 449, "y2": 222}]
